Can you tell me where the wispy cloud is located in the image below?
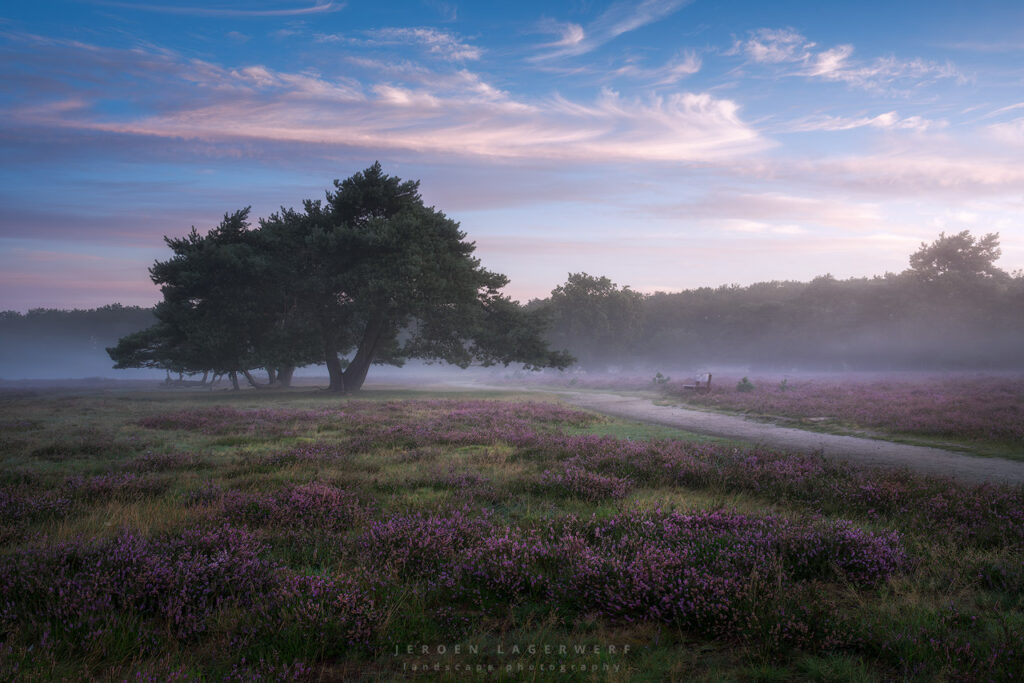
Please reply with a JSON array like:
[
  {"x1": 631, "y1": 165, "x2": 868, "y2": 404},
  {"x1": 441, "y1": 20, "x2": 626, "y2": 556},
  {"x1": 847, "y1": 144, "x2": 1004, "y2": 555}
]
[
  {"x1": 807, "y1": 47, "x2": 963, "y2": 90},
  {"x1": 2, "y1": 36, "x2": 765, "y2": 164},
  {"x1": 729, "y1": 27, "x2": 814, "y2": 63},
  {"x1": 316, "y1": 27, "x2": 482, "y2": 61},
  {"x1": 84, "y1": 1, "x2": 343, "y2": 17},
  {"x1": 611, "y1": 51, "x2": 702, "y2": 85},
  {"x1": 774, "y1": 153, "x2": 1024, "y2": 196},
  {"x1": 78, "y1": 82, "x2": 765, "y2": 162},
  {"x1": 536, "y1": 0, "x2": 693, "y2": 59},
  {"x1": 979, "y1": 102, "x2": 1024, "y2": 120},
  {"x1": 787, "y1": 111, "x2": 945, "y2": 133},
  {"x1": 987, "y1": 117, "x2": 1024, "y2": 146},
  {"x1": 644, "y1": 190, "x2": 882, "y2": 229},
  {"x1": 730, "y1": 27, "x2": 964, "y2": 91},
  {"x1": 362, "y1": 27, "x2": 482, "y2": 61}
]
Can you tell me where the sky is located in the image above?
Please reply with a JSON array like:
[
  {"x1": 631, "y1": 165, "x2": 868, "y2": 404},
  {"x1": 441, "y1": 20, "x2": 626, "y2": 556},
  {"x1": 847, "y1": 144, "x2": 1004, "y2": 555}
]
[{"x1": 2, "y1": 0, "x2": 1023, "y2": 310}]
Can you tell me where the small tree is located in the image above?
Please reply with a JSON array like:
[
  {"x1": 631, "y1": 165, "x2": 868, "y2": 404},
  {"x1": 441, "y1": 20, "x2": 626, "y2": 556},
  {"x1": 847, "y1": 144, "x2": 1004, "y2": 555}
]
[{"x1": 908, "y1": 230, "x2": 1006, "y2": 282}]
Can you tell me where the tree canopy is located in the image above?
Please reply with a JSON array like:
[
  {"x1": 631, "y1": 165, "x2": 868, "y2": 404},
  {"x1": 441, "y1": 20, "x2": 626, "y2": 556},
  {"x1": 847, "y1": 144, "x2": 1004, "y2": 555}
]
[
  {"x1": 108, "y1": 163, "x2": 572, "y2": 390},
  {"x1": 908, "y1": 230, "x2": 1005, "y2": 282},
  {"x1": 531, "y1": 273, "x2": 645, "y2": 368}
]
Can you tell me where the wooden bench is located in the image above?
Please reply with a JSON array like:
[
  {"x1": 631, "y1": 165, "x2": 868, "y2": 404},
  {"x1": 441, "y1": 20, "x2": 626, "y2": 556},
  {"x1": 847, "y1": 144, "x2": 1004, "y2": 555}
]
[{"x1": 683, "y1": 373, "x2": 712, "y2": 394}]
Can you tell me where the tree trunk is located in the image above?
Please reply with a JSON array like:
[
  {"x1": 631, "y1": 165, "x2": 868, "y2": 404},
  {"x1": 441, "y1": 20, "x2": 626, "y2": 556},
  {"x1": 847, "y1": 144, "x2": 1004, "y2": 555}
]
[
  {"x1": 341, "y1": 316, "x2": 386, "y2": 392},
  {"x1": 325, "y1": 353, "x2": 346, "y2": 392},
  {"x1": 201, "y1": 370, "x2": 209, "y2": 385},
  {"x1": 241, "y1": 369, "x2": 262, "y2": 388},
  {"x1": 277, "y1": 365, "x2": 295, "y2": 387},
  {"x1": 229, "y1": 371, "x2": 240, "y2": 391}
]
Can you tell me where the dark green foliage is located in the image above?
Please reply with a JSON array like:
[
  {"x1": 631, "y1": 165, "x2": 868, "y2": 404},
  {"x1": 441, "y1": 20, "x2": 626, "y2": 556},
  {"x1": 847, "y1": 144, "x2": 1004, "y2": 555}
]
[
  {"x1": 909, "y1": 230, "x2": 1005, "y2": 283},
  {"x1": 108, "y1": 164, "x2": 571, "y2": 390},
  {"x1": 530, "y1": 272, "x2": 645, "y2": 368}
]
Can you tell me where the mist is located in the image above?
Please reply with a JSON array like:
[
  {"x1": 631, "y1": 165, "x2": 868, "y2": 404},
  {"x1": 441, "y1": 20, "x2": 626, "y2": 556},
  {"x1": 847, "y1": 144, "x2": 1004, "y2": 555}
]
[{"x1": 4, "y1": 231, "x2": 1022, "y2": 384}]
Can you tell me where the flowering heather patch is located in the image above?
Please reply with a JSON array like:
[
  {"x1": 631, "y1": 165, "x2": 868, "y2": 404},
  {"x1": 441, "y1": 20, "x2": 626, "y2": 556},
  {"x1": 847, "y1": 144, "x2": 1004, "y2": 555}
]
[
  {"x1": 244, "y1": 442, "x2": 354, "y2": 469},
  {"x1": 136, "y1": 406, "x2": 333, "y2": 435},
  {"x1": 671, "y1": 375, "x2": 1024, "y2": 443},
  {"x1": 62, "y1": 472, "x2": 169, "y2": 501},
  {"x1": 0, "y1": 486, "x2": 74, "y2": 524},
  {"x1": 357, "y1": 508, "x2": 495, "y2": 585},
  {"x1": 508, "y1": 434, "x2": 1024, "y2": 548},
  {"x1": 708, "y1": 449, "x2": 1024, "y2": 547},
  {"x1": 357, "y1": 508, "x2": 907, "y2": 639},
  {"x1": 2, "y1": 473, "x2": 168, "y2": 525},
  {"x1": 124, "y1": 450, "x2": 204, "y2": 472},
  {"x1": 0, "y1": 524, "x2": 379, "y2": 658},
  {"x1": 341, "y1": 399, "x2": 602, "y2": 451},
  {"x1": 28, "y1": 427, "x2": 132, "y2": 460},
  {"x1": 278, "y1": 441, "x2": 351, "y2": 461},
  {"x1": 402, "y1": 465, "x2": 496, "y2": 500},
  {"x1": 261, "y1": 572, "x2": 379, "y2": 651},
  {"x1": 538, "y1": 459, "x2": 633, "y2": 500},
  {"x1": 137, "y1": 400, "x2": 598, "y2": 441},
  {"x1": 222, "y1": 482, "x2": 370, "y2": 533},
  {"x1": 0, "y1": 524, "x2": 277, "y2": 645},
  {"x1": 184, "y1": 482, "x2": 223, "y2": 507}
]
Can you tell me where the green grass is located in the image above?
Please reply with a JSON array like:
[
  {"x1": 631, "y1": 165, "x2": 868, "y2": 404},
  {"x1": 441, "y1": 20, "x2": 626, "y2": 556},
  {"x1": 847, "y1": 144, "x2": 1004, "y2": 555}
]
[{"x1": 566, "y1": 416, "x2": 740, "y2": 445}]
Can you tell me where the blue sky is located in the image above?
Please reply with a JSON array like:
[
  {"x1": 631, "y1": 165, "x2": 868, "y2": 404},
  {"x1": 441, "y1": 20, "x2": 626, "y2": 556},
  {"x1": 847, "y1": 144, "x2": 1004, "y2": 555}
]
[{"x1": 2, "y1": 0, "x2": 1023, "y2": 310}]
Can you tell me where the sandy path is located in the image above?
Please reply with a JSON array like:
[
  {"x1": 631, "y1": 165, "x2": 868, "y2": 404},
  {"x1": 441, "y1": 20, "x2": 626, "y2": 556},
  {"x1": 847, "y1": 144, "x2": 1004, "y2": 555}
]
[{"x1": 551, "y1": 390, "x2": 1024, "y2": 486}]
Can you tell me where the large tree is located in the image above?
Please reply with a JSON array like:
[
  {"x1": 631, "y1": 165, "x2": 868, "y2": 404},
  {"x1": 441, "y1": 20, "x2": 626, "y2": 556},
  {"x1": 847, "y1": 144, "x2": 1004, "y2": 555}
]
[
  {"x1": 261, "y1": 163, "x2": 570, "y2": 391},
  {"x1": 110, "y1": 164, "x2": 571, "y2": 390}
]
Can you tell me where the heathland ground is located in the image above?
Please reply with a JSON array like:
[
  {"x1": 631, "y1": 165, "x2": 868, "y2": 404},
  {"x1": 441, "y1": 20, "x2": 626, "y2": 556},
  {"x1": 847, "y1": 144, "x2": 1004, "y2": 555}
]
[{"x1": 0, "y1": 379, "x2": 1022, "y2": 680}]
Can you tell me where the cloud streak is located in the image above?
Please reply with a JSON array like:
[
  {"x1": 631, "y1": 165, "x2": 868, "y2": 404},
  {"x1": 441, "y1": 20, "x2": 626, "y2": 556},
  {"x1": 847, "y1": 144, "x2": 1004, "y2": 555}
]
[
  {"x1": 84, "y1": 1, "x2": 343, "y2": 17},
  {"x1": 322, "y1": 27, "x2": 483, "y2": 62},
  {"x1": 536, "y1": 0, "x2": 693, "y2": 59},
  {"x1": 787, "y1": 111, "x2": 945, "y2": 133},
  {"x1": 731, "y1": 27, "x2": 964, "y2": 91},
  {"x1": 2, "y1": 37, "x2": 767, "y2": 164}
]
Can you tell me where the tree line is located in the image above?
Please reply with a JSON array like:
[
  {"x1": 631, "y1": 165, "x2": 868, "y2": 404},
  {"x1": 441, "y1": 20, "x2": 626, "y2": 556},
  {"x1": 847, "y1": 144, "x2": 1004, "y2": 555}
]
[{"x1": 530, "y1": 231, "x2": 1024, "y2": 370}]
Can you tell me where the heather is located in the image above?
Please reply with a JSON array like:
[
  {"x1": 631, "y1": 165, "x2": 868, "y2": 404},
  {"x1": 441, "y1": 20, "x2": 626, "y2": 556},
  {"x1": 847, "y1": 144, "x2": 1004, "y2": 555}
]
[
  {"x1": 666, "y1": 374, "x2": 1024, "y2": 451},
  {"x1": 1, "y1": 390, "x2": 1022, "y2": 680}
]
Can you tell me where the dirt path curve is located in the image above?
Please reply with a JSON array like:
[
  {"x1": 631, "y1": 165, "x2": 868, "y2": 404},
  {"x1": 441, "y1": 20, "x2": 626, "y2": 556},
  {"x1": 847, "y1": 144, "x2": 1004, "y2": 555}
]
[{"x1": 550, "y1": 390, "x2": 1024, "y2": 486}]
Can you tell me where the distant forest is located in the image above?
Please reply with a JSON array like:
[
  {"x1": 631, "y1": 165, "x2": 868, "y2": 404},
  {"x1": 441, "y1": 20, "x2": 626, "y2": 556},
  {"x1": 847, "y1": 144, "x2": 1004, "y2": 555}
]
[
  {"x1": 2, "y1": 231, "x2": 1022, "y2": 378},
  {"x1": 530, "y1": 231, "x2": 1024, "y2": 371}
]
